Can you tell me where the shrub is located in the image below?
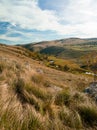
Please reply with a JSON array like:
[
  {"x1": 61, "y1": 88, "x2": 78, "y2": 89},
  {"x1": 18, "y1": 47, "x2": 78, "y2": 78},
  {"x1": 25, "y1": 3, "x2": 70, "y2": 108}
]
[{"x1": 63, "y1": 65, "x2": 70, "y2": 71}]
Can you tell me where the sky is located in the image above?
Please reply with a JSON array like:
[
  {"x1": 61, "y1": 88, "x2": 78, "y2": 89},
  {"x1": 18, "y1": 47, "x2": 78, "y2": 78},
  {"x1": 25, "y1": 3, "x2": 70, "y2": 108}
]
[{"x1": 0, "y1": 0, "x2": 97, "y2": 44}]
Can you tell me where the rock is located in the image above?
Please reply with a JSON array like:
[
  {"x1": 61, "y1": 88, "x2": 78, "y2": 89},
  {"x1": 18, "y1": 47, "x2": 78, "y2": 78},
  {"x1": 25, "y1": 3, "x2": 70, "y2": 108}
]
[
  {"x1": 48, "y1": 85, "x2": 63, "y2": 94},
  {"x1": 24, "y1": 62, "x2": 31, "y2": 70},
  {"x1": 36, "y1": 69, "x2": 44, "y2": 74},
  {"x1": 84, "y1": 87, "x2": 91, "y2": 94},
  {"x1": 84, "y1": 82, "x2": 97, "y2": 101},
  {"x1": 53, "y1": 85, "x2": 62, "y2": 92}
]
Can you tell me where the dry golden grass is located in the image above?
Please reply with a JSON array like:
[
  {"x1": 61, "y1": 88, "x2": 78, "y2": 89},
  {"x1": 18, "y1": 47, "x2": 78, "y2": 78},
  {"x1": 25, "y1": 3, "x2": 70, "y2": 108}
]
[{"x1": 0, "y1": 45, "x2": 96, "y2": 130}]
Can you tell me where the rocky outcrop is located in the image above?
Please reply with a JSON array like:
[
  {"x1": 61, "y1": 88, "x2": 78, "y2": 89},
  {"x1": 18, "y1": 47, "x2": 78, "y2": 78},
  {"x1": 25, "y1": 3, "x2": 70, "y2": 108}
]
[{"x1": 84, "y1": 82, "x2": 97, "y2": 101}]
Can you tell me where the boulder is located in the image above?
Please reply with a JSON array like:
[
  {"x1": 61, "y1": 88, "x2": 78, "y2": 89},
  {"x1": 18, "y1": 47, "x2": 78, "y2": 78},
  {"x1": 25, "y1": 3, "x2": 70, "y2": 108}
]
[{"x1": 84, "y1": 82, "x2": 97, "y2": 101}]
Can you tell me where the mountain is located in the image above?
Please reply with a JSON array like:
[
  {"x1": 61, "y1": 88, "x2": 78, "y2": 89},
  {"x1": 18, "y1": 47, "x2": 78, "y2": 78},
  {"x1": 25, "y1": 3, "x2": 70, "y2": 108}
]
[
  {"x1": 0, "y1": 43, "x2": 97, "y2": 130},
  {"x1": 21, "y1": 38, "x2": 89, "y2": 50},
  {"x1": 21, "y1": 38, "x2": 97, "y2": 60}
]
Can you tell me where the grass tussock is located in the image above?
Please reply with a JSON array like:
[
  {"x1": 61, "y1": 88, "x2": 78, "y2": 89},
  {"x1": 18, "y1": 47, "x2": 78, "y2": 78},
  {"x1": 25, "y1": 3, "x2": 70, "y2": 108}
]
[
  {"x1": 0, "y1": 99, "x2": 44, "y2": 130},
  {"x1": 0, "y1": 75, "x2": 5, "y2": 81},
  {"x1": 55, "y1": 90, "x2": 72, "y2": 106},
  {"x1": 0, "y1": 62, "x2": 6, "y2": 74},
  {"x1": 78, "y1": 105, "x2": 97, "y2": 126},
  {"x1": 59, "y1": 107, "x2": 82, "y2": 129},
  {"x1": 31, "y1": 74, "x2": 44, "y2": 84},
  {"x1": 25, "y1": 82, "x2": 51, "y2": 101}
]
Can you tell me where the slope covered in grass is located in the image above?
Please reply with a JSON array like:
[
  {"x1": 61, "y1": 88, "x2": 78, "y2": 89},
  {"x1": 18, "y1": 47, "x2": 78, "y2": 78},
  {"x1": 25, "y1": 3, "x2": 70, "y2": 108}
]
[
  {"x1": 22, "y1": 38, "x2": 97, "y2": 60},
  {"x1": 0, "y1": 44, "x2": 97, "y2": 130}
]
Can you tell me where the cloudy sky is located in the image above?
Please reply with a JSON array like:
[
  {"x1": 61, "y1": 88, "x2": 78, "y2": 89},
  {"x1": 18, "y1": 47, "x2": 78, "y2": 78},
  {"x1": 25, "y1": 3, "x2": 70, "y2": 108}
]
[{"x1": 0, "y1": 0, "x2": 97, "y2": 44}]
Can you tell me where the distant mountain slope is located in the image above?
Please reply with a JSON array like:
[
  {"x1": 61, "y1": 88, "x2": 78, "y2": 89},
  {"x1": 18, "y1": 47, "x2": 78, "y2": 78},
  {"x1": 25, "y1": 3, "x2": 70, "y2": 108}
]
[
  {"x1": 40, "y1": 46, "x2": 87, "y2": 59},
  {"x1": 21, "y1": 38, "x2": 97, "y2": 60},
  {"x1": 22, "y1": 38, "x2": 90, "y2": 50}
]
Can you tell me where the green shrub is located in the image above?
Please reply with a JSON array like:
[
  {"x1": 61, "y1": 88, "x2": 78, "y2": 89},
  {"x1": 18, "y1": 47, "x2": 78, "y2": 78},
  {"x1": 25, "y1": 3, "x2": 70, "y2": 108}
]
[{"x1": 63, "y1": 65, "x2": 70, "y2": 71}]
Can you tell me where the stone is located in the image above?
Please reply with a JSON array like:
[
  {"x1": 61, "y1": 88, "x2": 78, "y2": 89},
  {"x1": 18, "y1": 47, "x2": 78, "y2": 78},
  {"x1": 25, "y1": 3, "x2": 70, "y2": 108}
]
[{"x1": 84, "y1": 82, "x2": 97, "y2": 101}]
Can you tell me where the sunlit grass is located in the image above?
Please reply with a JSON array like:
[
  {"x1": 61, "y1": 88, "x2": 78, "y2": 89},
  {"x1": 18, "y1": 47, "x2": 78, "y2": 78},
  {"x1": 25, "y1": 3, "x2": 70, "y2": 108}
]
[{"x1": 0, "y1": 51, "x2": 96, "y2": 130}]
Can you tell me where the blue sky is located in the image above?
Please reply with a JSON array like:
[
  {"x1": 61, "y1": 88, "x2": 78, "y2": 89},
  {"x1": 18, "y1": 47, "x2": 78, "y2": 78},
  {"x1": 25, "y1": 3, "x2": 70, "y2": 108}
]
[{"x1": 0, "y1": 0, "x2": 97, "y2": 44}]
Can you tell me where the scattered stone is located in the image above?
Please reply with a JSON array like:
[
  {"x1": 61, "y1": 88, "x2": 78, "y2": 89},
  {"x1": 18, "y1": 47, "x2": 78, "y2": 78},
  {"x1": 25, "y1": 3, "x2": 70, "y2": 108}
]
[
  {"x1": 24, "y1": 62, "x2": 31, "y2": 70},
  {"x1": 48, "y1": 85, "x2": 63, "y2": 94},
  {"x1": 36, "y1": 68, "x2": 44, "y2": 74}
]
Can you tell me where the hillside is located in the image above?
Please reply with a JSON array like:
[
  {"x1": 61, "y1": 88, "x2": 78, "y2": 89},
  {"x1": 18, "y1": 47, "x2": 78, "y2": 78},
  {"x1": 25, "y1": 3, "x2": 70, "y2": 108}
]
[
  {"x1": 21, "y1": 38, "x2": 97, "y2": 60},
  {"x1": 0, "y1": 44, "x2": 97, "y2": 130}
]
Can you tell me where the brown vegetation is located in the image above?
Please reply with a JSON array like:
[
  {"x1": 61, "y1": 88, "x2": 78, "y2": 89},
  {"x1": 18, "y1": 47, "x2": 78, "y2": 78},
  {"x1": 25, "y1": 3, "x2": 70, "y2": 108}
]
[{"x1": 0, "y1": 44, "x2": 97, "y2": 130}]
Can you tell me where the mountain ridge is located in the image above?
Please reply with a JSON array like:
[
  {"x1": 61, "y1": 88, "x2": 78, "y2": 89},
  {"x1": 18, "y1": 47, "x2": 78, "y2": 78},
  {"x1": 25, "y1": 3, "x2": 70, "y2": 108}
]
[
  {"x1": 20, "y1": 37, "x2": 97, "y2": 60},
  {"x1": 21, "y1": 37, "x2": 97, "y2": 46}
]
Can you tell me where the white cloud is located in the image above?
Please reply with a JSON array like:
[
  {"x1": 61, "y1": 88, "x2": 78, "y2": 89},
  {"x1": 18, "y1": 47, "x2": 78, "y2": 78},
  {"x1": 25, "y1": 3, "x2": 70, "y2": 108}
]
[
  {"x1": 59, "y1": 0, "x2": 97, "y2": 37},
  {"x1": 0, "y1": 0, "x2": 61, "y2": 31},
  {"x1": 0, "y1": 0, "x2": 83, "y2": 35},
  {"x1": 61, "y1": 0, "x2": 97, "y2": 24},
  {"x1": 0, "y1": 0, "x2": 97, "y2": 39}
]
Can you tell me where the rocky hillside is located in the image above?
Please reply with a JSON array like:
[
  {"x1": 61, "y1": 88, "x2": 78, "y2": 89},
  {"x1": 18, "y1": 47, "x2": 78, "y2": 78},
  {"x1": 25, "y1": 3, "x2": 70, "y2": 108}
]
[{"x1": 0, "y1": 44, "x2": 97, "y2": 130}]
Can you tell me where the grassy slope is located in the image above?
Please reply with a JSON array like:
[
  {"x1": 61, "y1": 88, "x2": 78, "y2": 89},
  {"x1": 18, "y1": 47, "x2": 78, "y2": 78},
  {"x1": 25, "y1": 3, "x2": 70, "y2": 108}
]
[
  {"x1": 0, "y1": 44, "x2": 97, "y2": 130},
  {"x1": 22, "y1": 38, "x2": 97, "y2": 60}
]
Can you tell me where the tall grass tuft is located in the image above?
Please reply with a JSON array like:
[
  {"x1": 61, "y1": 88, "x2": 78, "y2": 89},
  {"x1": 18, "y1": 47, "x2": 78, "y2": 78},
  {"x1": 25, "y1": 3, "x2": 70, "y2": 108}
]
[
  {"x1": 55, "y1": 90, "x2": 72, "y2": 106},
  {"x1": 0, "y1": 62, "x2": 6, "y2": 74},
  {"x1": 0, "y1": 97, "x2": 44, "y2": 130},
  {"x1": 12, "y1": 78, "x2": 28, "y2": 104},
  {"x1": 78, "y1": 105, "x2": 97, "y2": 126},
  {"x1": 25, "y1": 83, "x2": 51, "y2": 101},
  {"x1": 31, "y1": 74, "x2": 44, "y2": 84},
  {"x1": 59, "y1": 106, "x2": 82, "y2": 129}
]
